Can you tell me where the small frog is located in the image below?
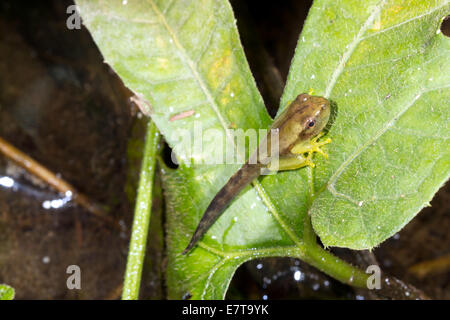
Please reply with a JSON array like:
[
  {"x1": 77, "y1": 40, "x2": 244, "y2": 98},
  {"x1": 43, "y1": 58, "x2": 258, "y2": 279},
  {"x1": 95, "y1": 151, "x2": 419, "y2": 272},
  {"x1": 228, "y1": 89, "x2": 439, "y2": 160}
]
[{"x1": 182, "y1": 93, "x2": 331, "y2": 254}]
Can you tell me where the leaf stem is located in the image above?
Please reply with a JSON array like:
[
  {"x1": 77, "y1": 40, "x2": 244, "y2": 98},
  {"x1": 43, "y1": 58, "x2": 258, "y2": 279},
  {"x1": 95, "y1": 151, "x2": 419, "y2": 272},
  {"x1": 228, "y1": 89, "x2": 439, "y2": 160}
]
[
  {"x1": 122, "y1": 121, "x2": 159, "y2": 300},
  {"x1": 301, "y1": 165, "x2": 369, "y2": 288},
  {"x1": 302, "y1": 243, "x2": 369, "y2": 288}
]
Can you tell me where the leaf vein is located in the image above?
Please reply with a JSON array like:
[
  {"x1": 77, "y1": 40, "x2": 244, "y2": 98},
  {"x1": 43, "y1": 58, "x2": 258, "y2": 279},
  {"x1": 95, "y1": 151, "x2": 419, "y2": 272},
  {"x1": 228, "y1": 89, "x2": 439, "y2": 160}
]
[{"x1": 324, "y1": 0, "x2": 387, "y2": 97}]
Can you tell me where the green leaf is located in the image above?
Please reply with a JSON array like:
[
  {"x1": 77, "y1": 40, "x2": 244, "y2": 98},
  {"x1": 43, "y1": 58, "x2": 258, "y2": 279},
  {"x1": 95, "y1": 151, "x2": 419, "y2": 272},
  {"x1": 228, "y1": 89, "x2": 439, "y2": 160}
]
[
  {"x1": 281, "y1": 0, "x2": 450, "y2": 249},
  {"x1": 0, "y1": 284, "x2": 15, "y2": 300},
  {"x1": 76, "y1": 0, "x2": 449, "y2": 299}
]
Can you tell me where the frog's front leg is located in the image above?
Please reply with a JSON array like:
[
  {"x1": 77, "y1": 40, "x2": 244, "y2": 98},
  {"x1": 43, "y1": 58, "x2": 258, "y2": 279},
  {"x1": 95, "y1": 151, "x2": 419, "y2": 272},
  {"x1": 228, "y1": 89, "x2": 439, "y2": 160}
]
[
  {"x1": 291, "y1": 133, "x2": 331, "y2": 159},
  {"x1": 266, "y1": 133, "x2": 331, "y2": 172}
]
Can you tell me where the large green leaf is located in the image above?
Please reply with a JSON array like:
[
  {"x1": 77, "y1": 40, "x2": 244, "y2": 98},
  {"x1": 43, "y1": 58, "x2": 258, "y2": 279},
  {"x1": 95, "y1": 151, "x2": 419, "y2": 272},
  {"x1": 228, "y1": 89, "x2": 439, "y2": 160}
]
[
  {"x1": 281, "y1": 0, "x2": 450, "y2": 249},
  {"x1": 77, "y1": 0, "x2": 449, "y2": 299}
]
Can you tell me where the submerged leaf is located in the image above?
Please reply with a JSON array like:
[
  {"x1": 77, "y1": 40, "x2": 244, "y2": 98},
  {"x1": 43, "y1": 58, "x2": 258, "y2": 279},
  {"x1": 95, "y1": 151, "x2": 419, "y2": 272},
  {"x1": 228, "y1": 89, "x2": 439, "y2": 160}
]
[{"x1": 0, "y1": 284, "x2": 15, "y2": 300}]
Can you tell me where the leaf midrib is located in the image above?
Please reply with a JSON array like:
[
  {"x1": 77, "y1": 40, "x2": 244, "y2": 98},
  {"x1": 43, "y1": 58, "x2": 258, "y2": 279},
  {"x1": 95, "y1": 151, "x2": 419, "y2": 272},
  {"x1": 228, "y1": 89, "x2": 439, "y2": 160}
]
[{"x1": 324, "y1": 0, "x2": 387, "y2": 98}]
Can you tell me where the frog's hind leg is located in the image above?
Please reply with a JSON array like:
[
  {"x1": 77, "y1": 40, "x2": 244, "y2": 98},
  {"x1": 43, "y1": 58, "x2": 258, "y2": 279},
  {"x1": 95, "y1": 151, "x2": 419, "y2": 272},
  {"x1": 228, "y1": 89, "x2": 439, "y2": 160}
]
[{"x1": 266, "y1": 154, "x2": 314, "y2": 171}]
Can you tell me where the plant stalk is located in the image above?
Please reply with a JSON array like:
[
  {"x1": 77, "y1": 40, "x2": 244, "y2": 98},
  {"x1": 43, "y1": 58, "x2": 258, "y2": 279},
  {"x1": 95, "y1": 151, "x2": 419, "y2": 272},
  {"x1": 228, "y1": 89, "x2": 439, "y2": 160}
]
[{"x1": 122, "y1": 120, "x2": 159, "y2": 300}]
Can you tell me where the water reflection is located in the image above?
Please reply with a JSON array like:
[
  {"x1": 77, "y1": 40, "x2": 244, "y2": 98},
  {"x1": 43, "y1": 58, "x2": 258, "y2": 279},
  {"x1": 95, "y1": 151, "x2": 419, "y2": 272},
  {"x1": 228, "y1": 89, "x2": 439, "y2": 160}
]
[{"x1": 0, "y1": 174, "x2": 73, "y2": 212}]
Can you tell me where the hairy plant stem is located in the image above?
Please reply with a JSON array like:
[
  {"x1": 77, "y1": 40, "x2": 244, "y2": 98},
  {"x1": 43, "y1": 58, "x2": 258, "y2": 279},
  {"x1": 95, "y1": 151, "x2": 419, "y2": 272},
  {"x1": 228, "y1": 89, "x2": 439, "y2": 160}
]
[{"x1": 122, "y1": 121, "x2": 159, "y2": 300}]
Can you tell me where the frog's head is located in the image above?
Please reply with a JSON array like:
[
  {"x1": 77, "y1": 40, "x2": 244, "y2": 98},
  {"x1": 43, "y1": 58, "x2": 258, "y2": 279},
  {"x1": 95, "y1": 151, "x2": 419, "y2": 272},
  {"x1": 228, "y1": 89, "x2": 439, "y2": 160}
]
[
  {"x1": 274, "y1": 93, "x2": 331, "y2": 155},
  {"x1": 295, "y1": 93, "x2": 331, "y2": 140}
]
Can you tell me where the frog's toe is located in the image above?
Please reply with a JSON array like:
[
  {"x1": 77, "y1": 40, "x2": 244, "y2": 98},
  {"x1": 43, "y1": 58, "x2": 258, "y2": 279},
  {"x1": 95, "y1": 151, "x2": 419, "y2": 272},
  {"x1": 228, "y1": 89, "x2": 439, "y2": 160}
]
[
  {"x1": 316, "y1": 137, "x2": 331, "y2": 146},
  {"x1": 304, "y1": 154, "x2": 316, "y2": 168},
  {"x1": 310, "y1": 136, "x2": 331, "y2": 159},
  {"x1": 316, "y1": 148, "x2": 329, "y2": 159}
]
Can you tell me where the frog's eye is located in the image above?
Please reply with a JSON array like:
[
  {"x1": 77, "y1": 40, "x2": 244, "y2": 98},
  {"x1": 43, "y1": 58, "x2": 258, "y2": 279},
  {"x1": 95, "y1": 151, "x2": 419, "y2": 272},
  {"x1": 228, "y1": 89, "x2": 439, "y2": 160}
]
[{"x1": 307, "y1": 119, "x2": 316, "y2": 128}]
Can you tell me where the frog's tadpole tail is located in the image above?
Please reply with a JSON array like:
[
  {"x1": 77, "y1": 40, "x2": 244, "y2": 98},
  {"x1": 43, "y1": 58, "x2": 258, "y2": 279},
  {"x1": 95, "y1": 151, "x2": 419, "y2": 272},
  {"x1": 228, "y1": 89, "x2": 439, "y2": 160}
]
[{"x1": 182, "y1": 162, "x2": 264, "y2": 255}]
